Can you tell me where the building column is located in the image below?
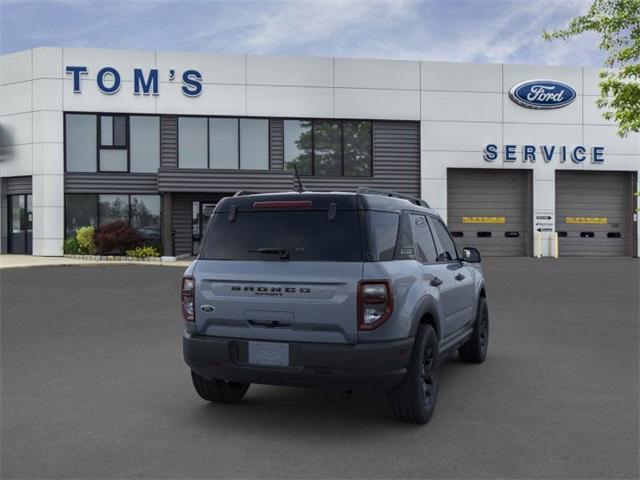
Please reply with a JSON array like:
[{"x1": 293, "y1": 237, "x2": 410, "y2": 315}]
[
  {"x1": 0, "y1": 179, "x2": 7, "y2": 254},
  {"x1": 635, "y1": 171, "x2": 639, "y2": 258},
  {"x1": 162, "y1": 192, "x2": 173, "y2": 257},
  {"x1": 532, "y1": 168, "x2": 555, "y2": 258}
]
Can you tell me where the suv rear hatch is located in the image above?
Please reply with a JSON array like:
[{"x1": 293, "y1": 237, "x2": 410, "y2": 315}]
[{"x1": 193, "y1": 195, "x2": 363, "y2": 344}]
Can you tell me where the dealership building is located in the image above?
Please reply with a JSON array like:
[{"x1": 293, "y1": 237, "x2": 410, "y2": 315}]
[{"x1": 0, "y1": 47, "x2": 638, "y2": 257}]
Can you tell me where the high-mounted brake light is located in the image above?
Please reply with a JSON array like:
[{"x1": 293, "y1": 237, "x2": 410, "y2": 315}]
[
  {"x1": 252, "y1": 200, "x2": 313, "y2": 209},
  {"x1": 181, "y1": 276, "x2": 195, "y2": 322},
  {"x1": 357, "y1": 280, "x2": 393, "y2": 330}
]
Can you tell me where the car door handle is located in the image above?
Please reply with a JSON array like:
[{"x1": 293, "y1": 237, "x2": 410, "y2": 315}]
[
  {"x1": 455, "y1": 273, "x2": 466, "y2": 281},
  {"x1": 430, "y1": 277, "x2": 443, "y2": 287}
]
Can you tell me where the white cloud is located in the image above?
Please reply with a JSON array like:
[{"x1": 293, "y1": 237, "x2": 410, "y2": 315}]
[{"x1": 0, "y1": 0, "x2": 606, "y2": 66}]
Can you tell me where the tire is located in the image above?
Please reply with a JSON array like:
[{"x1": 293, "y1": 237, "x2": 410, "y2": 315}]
[
  {"x1": 190, "y1": 370, "x2": 250, "y2": 404},
  {"x1": 458, "y1": 296, "x2": 489, "y2": 364},
  {"x1": 387, "y1": 324, "x2": 439, "y2": 424}
]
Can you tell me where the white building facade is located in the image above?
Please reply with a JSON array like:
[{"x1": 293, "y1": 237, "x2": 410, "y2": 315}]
[{"x1": 1, "y1": 47, "x2": 638, "y2": 257}]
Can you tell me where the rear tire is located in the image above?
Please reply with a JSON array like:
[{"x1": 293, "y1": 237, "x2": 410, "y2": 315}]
[
  {"x1": 458, "y1": 296, "x2": 489, "y2": 364},
  {"x1": 191, "y1": 370, "x2": 250, "y2": 404},
  {"x1": 387, "y1": 324, "x2": 439, "y2": 424}
]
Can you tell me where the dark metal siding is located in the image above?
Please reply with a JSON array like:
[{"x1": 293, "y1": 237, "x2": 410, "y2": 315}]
[
  {"x1": 160, "y1": 115, "x2": 178, "y2": 169},
  {"x1": 269, "y1": 119, "x2": 284, "y2": 169},
  {"x1": 556, "y1": 171, "x2": 633, "y2": 257},
  {"x1": 5, "y1": 176, "x2": 32, "y2": 195},
  {"x1": 447, "y1": 169, "x2": 531, "y2": 257},
  {"x1": 158, "y1": 121, "x2": 420, "y2": 196},
  {"x1": 172, "y1": 193, "x2": 227, "y2": 256},
  {"x1": 64, "y1": 173, "x2": 158, "y2": 193}
]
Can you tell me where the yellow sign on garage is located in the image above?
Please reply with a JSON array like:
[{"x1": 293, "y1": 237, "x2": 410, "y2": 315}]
[
  {"x1": 565, "y1": 217, "x2": 608, "y2": 224},
  {"x1": 462, "y1": 216, "x2": 506, "y2": 224}
]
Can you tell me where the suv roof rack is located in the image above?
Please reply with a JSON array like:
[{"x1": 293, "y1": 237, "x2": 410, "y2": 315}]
[{"x1": 356, "y1": 187, "x2": 430, "y2": 208}]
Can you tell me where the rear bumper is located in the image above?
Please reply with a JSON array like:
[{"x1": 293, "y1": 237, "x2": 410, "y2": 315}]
[{"x1": 183, "y1": 332, "x2": 414, "y2": 393}]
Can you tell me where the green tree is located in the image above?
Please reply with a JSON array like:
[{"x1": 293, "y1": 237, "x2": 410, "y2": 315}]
[{"x1": 543, "y1": 0, "x2": 640, "y2": 136}]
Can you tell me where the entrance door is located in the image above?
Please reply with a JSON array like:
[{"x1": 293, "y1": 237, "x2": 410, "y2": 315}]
[
  {"x1": 8, "y1": 194, "x2": 32, "y2": 254},
  {"x1": 191, "y1": 202, "x2": 217, "y2": 255}
]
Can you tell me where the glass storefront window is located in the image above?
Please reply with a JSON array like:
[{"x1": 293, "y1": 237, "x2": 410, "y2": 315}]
[
  {"x1": 65, "y1": 114, "x2": 97, "y2": 172},
  {"x1": 130, "y1": 116, "x2": 160, "y2": 173},
  {"x1": 343, "y1": 121, "x2": 372, "y2": 176},
  {"x1": 313, "y1": 120, "x2": 341, "y2": 176},
  {"x1": 210, "y1": 118, "x2": 239, "y2": 169},
  {"x1": 240, "y1": 119, "x2": 269, "y2": 170},
  {"x1": 130, "y1": 195, "x2": 161, "y2": 245},
  {"x1": 65, "y1": 194, "x2": 98, "y2": 236},
  {"x1": 284, "y1": 120, "x2": 312, "y2": 175},
  {"x1": 99, "y1": 150, "x2": 127, "y2": 172},
  {"x1": 178, "y1": 117, "x2": 208, "y2": 168},
  {"x1": 98, "y1": 195, "x2": 129, "y2": 226}
]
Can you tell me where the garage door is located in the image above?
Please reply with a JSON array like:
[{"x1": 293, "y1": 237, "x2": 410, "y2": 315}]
[
  {"x1": 556, "y1": 171, "x2": 633, "y2": 256},
  {"x1": 447, "y1": 169, "x2": 531, "y2": 257}
]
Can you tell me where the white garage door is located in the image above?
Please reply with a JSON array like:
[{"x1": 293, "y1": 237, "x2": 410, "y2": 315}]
[
  {"x1": 556, "y1": 171, "x2": 634, "y2": 257},
  {"x1": 447, "y1": 169, "x2": 532, "y2": 257}
]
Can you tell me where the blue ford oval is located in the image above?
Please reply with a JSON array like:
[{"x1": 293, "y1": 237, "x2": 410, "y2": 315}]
[{"x1": 509, "y1": 79, "x2": 577, "y2": 109}]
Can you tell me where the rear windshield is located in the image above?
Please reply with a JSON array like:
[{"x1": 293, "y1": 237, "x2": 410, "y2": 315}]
[{"x1": 200, "y1": 210, "x2": 364, "y2": 261}]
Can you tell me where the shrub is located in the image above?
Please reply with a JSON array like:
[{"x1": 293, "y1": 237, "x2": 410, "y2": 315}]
[
  {"x1": 125, "y1": 245, "x2": 160, "y2": 258},
  {"x1": 75, "y1": 226, "x2": 96, "y2": 254},
  {"x1": 94, "y1": 221, "x2": 143, "y2": 255},
  {"x1": 64, "y1": 236, "x2": 79, "y2": 254}
]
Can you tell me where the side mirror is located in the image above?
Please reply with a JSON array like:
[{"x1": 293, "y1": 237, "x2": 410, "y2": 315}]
[{"x1": 462, "y1": 247, "x2": 481, "y2": 263}]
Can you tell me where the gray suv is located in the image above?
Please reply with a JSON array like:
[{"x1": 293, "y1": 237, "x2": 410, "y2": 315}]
[{"x1": 182, "y1": 188, "x2": 488, "y2": 423}]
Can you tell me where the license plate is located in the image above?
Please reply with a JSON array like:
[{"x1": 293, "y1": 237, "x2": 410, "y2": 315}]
[{"x1": 248, "y1": 341, "x2": 289, "y2": 367}]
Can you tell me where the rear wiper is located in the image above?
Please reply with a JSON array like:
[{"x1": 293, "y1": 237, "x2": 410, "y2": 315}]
[{"x1": 248, "y1": 247, "x2": 290, "y2": 259}]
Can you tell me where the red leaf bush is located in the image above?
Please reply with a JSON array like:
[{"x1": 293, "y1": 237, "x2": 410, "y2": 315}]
[{"x1": 94, "y1": 220, "x2": 143, "y2": 255}]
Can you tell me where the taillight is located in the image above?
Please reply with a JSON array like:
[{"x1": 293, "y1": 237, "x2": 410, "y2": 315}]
[
  {"x1": 357, "y1": 280, "x2": 393, "y2": 330},
  {"x1": 181, "y1": 276, "x2": 195, "y2": 322}
]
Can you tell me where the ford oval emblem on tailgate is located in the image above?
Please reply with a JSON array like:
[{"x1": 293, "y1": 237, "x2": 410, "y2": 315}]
[{"x1": 509, "y1": 79, "x2": 576, "y2": 109}]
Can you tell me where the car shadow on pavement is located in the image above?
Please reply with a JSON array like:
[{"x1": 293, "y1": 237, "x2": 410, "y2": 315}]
[{"x1": 182, "y1": 354, "x2": 474, "y2": 433}]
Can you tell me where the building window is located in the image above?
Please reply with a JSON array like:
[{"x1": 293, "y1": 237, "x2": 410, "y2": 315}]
[
  {"x1": 98, "y1": 194, "x2": 129, "y2": 225},
  {"x1": 131, "y1": 195, "x2": 161, "y2": 245},
  {"x1": 343, "y1": 121, "x2": 372, "y2": 176},
  {"x1": 313, "y1": 120, "x2": 342, "y2": 176},
  {"x1": 130, "y1": 116, "x2": 160, "y2": 173},
  {"x1": 99, "y1": 115, "x2": 128, "y2": 172},
  {"x1": 65, "y1": 114, "x2": 97, "y2": 172},
  {"x1": 284, "y1": 119, "x2": 372, "y2": 177},
  {"x1": 65, "y1": 113, "x2": 159, "y2": 173},
  {"x1": 65, "y1": 193, "x2": 97, "y2": 236},
  {"x1": 178, "y1": 116, "x2": 269, "y2": 170},
  {"x1": 209, "y1": 118, "x2": 238, "y2": 169},
  {"x1": 65, "y1": 193, "x2": 162, "y2": 246},
  {"x1": 283, "y1": 120, "x2": 312, "y2": 175},
  {"x1": 240, "y1": 118, "x2": 269, "y2": 170},
  {"x1": 178, "y1": 117, "x2": 208, "y2": 168}
]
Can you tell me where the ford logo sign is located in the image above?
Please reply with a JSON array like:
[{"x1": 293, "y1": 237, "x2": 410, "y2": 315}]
[{"x1": 509, "y1": 79, "x2": 577, "y2": 109}]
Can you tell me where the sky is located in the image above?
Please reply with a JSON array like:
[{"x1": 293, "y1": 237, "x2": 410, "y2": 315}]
[{"x1": 0, "y1": 0, "x2": 604, "y2": 66}]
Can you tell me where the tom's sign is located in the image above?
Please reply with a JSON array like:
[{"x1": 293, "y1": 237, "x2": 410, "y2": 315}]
[
  {"x1": 65, "y1": 66, "x2": 203, "y2": 97},
  {"x1": 509, "y1": 79, "x2": 576, "y2": 109}
]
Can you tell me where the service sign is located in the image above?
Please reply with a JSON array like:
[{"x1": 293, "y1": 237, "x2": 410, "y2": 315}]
[
  {"x1": 462, "y1": 216, "x2": 506, "y2": 224},
  {"x1": 509, "y1": 79, "x2": 577, "y2": 109},
  {"x1": 534, "y1": 209, "x2": 554, "y2": 232},
  {"x1": 566, "y1": 217, "x2": 608, "y2": 225}
]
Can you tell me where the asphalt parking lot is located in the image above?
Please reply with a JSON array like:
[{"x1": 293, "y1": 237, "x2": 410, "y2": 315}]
[{"x1": 1, "y1": 258, "x2": 638, "y2": 479}]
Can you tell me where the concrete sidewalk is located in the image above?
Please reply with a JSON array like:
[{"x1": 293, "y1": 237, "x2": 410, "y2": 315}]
[{"x1": 0, "y1": 254, "x2": 192, "y2": 269}]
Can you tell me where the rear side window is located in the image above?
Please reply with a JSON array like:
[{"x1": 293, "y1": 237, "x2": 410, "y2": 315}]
[
  {"x1": 365, "y1": 211, "x2": 399, "y2": 261},
  {"x1": 410, "y1": 214, "x2": 438, "y2": 263},
  {"x1": 200, "y1": 210, "x2": 363, "y2": 262},
  {"x1": 428, "y1": 217, "x2": 458, "y2": 261}
]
